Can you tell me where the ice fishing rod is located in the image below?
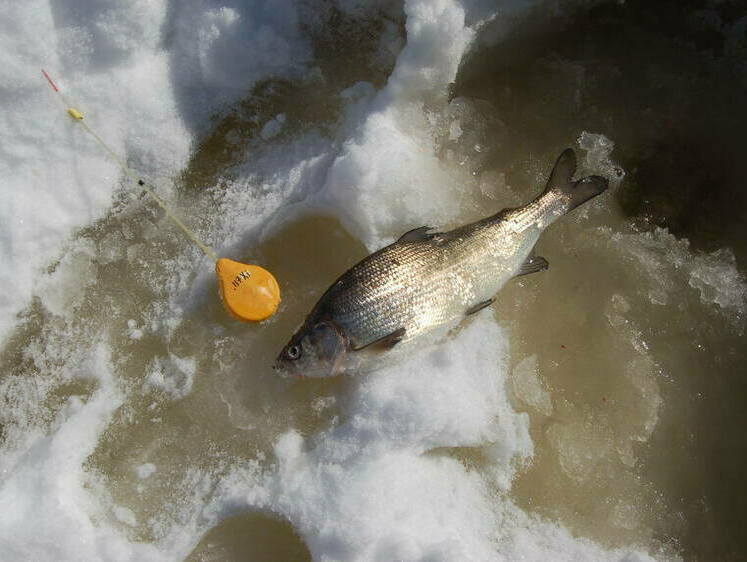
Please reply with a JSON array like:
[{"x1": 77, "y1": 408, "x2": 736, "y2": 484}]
[{"x1": 41, "y1": 69, "x2": 280, "y2": 323}]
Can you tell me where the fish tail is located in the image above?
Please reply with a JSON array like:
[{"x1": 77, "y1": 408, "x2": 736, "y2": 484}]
[{"x1": 539, "y1": 149, "x2": 608, "y2": 218}]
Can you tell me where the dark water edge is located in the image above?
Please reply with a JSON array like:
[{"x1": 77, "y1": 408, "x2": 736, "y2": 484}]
[
  {"x1": 187, "y1": 512, "x2": 311, "y2": 561},
  {"x1": 456, "y1": 1, "x2": 747, "y2": 559},
  {"x1": 458, "y1": 0, "x2": 747, "y2": 261}
]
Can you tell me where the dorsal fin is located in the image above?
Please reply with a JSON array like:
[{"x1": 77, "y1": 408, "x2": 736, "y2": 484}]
[{"x1": 398, "y1": 226, "x2": 436, "y2": 243}]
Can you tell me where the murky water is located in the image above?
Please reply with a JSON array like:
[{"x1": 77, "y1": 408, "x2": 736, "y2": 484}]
[
  {"x1": 454, "y1": 2, "x2": 747, "y2": 558},
  {"x1": 2, "y1": 1, "x2": 746, "y2": 560}
]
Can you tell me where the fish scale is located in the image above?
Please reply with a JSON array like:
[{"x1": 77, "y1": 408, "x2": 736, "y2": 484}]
[
  {"x1": 276, "y1": 149, "x2": 609, "y2": 377},
  {"x1": 328, "y1": 217, "x2": 539, "y2": 348}
]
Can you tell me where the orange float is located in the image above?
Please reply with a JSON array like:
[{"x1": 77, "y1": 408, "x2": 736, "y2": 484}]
[{"x1": 216, "y1": 258, "x2": 280, "y2": 322}]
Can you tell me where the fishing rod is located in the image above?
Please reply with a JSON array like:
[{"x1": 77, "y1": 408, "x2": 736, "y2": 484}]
[{"x1": 41, "y1": 69, "x2": 280, "y2": 323}]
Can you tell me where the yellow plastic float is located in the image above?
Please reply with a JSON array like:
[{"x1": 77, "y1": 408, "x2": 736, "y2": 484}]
[
  {"x1": 43, "y1": 69, "x2": 281, "y2": 323},
  {"x1": 216, "y1": 259, "x2": 280, "y2": 322}
]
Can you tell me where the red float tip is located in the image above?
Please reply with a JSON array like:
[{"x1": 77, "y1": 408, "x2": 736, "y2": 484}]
[{"x1": 41, "y1": 69, "x2": 59, "y2": 92}]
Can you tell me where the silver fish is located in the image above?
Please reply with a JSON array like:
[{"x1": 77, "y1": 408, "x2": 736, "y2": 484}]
[{"x1": 275, "y1": 149, "x2": 608, "y2": 377}]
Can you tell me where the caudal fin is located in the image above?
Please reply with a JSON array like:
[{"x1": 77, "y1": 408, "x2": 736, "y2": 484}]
[{"x1": 543, "y1": 149, "x2": 608, "y2": 212}]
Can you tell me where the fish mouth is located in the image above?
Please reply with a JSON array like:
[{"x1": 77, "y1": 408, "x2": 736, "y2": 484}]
[
  {"x1": 272, "y1": 357, "x2": 300, "y2": 379},
  {"x1": 274, "y1": 365, "x2": 305, "y2": 380}
]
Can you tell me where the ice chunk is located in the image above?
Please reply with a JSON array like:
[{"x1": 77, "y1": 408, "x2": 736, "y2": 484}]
[
  {"x1": 610, "y1": 499, "x2": 641, "y2": 531},
  {"x1": 113, "y1": 506, "x2": 137, "y2": 527},
  {"x1": 97, "y1": 231, "x2": 126, "y2": 265},
  {"x1": 449, "y1": 119, "x2": 463, "y2": 140},
  {"x1": 315, "y1": 0, "x2": 476, "y2": 249},
  {"x1": 599, "y1": 227, "x2": 746, "y2": 327},
  {"x1": 546, "y1": 419, "x2": 614, "y2": 484},
  {"x1": 688, "y1": 247, "x2": 747, "y2": 314},
  {"x1": 260, "y1": 113, "x2": 287, "y2": 140},
  {"x1": 578, "y1": 131, "x2": 625, "y2": 184},
  {"x1": 144, "y1": 354, "x2": 197, "y2": 400},
  {"x1": 36, "y1": 240, "x2": 97, "y2": 318},
  {"x1": 136, "y1": 463, "x2": 157, "y2": 479},
  {"x1": 511, "y1": 355, "x2": 553, "y2": 416},
  {"x1": 126, "y1": 319, "x2": 144, "y2": 340}
]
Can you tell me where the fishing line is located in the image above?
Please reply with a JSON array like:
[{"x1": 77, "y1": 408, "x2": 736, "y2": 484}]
[{"x1": 41, "y1": 69, "x2": 281, "y2": 322}]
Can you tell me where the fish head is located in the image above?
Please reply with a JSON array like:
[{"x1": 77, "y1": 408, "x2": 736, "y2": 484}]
[{"x1": 274, "y1": 320, "x2": 348, "y2": 378}]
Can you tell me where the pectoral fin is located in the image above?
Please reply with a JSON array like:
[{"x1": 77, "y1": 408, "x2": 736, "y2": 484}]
[
  {"x1": 515, "y1": 255, "x2": 549, "y2": 277},
  {"x1": 353, "y1": 327, "x2": 406, "y2": 351},
  {"x1": 466, "y1": 299, "x2": 494, "y2": 316}
]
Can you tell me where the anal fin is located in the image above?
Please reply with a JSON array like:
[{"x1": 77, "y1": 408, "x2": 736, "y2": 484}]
[
  {"x1": 466, "y1": 298, "x2": 494, "y2": 316},
  {"x1": 354, "y1": 327, "x2": 406, "y2": 351},
  {"x1": 515, "y1": 256, "x2": 549, "y2": 277}
]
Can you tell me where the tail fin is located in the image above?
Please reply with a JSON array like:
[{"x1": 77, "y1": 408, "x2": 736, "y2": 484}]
[{"x1": 542, "y1": 149, "x2": 608, "y2": 212}]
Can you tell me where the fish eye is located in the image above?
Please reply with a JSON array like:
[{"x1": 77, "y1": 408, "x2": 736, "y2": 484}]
[{"x1": 286, "y1": 345, "x2": 302, "y2": 360}]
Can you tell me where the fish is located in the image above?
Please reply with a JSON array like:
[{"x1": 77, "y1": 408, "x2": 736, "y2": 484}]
[{"x1": 275, "y1": 149, "x2": 608, "y2": 377}]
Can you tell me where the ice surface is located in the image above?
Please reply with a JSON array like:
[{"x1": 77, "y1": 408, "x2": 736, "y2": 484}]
[
  {"x1": 260, "y1": 113, "x2": 287, "y2": 140},
  {"x1": 593, "y1": 226, "x2": 747, "y2": 329},
  {"x1": 314, "y1": 0, "x2": 476, "y2": 249},
  {"x1": 35, "y1": 239, "x2": 97, "y2": 318},
  {"x1": 167, "y1": 0, "x2": 310, "y2": 129},
  {"x1": 0, "y1": 2, "x2": 190, "y2": 342},
  {"x1": 578, "y1": 131, "x2": 624, "y2": 184},
  {"x1": 0, "y1": 344, "x2": 162, "y2": 560},
  {"x1": 1, "y1": 0, "x2": 735, "y2": 560},
  {"x1": 136, "y1": 463, "x2": 157, "y2": 479},
  {"x1": 145, "y1": 354, "x2": 197, "y2": 401},
  {"x1": 210, "y1": 318, "x2": 651, "y2": 562},
  {"x1": 511, "y1": 355, "x2": 553, "y2": 417}
]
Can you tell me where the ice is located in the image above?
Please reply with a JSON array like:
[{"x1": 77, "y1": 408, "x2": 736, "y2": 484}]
[
  {"x1": 97, "y1": 231, "x2": 126, "y2": 265},
  {"x1": 126, "y1": 319, "x2": 144, "y2": 340},
  {"x1": 260, "y1": 113, "x2": 287, "y2": 140},
  {"x1": 603, "y1": 294, "x2": 663, "y2": 445},
  {"x1": 0, "y1": 344, "x2": 162, "y2": 560},
  {"x1": 687, "y1": 248, "x2": 747, "y2": 314},
  {"x1": 315, "y1": 0, "x2": 476, "y2": 249},
  {"x1": 136, "y1": 463, "x2": 157, "y2": 479},
  {"x1": 578, "y1": 131, "x2": 624, "y2": 183},
  {"x1": 35, "y1": 239, "x2": 97, "y2": 318},
  {"x1": 145, "y1": 354, "x2": 197, "y2": 400},
  {"x1": 0, "y1": 0, "x2": 314, "y2": 341},
  {"x1": 311, "y1": 395, "x2": 336, "y2": 415},
  {"x1": 0, "y1": 2, "x2": 190, "y2": 342},
  {"x1": 610, "y1": 500, "x2": 641, "y2": 532},
  {"x1": 449, "y1": 119, "x2": 463, "y2": 140},
  {"x1": 595, "y1": 226, "x2": 747, "y2": 329},
  {"x1": 167, "y1": 0, "x2": 309, "y2": 128},
  {"x1": 0, "y1": 0, "x2": 726, "y2": 560},
  {"x1": 511, "y1": 355, "x2": 553, "y2": 417},
  {"x1": 213, "y1": 317, "x2": 650, "y2": 562},
  {"x1": 113, "y1": 506, "x2": 137, "y2": 527},
  {"x1": 547, "y1": 418, "x2": 616, "y2": 484}
]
